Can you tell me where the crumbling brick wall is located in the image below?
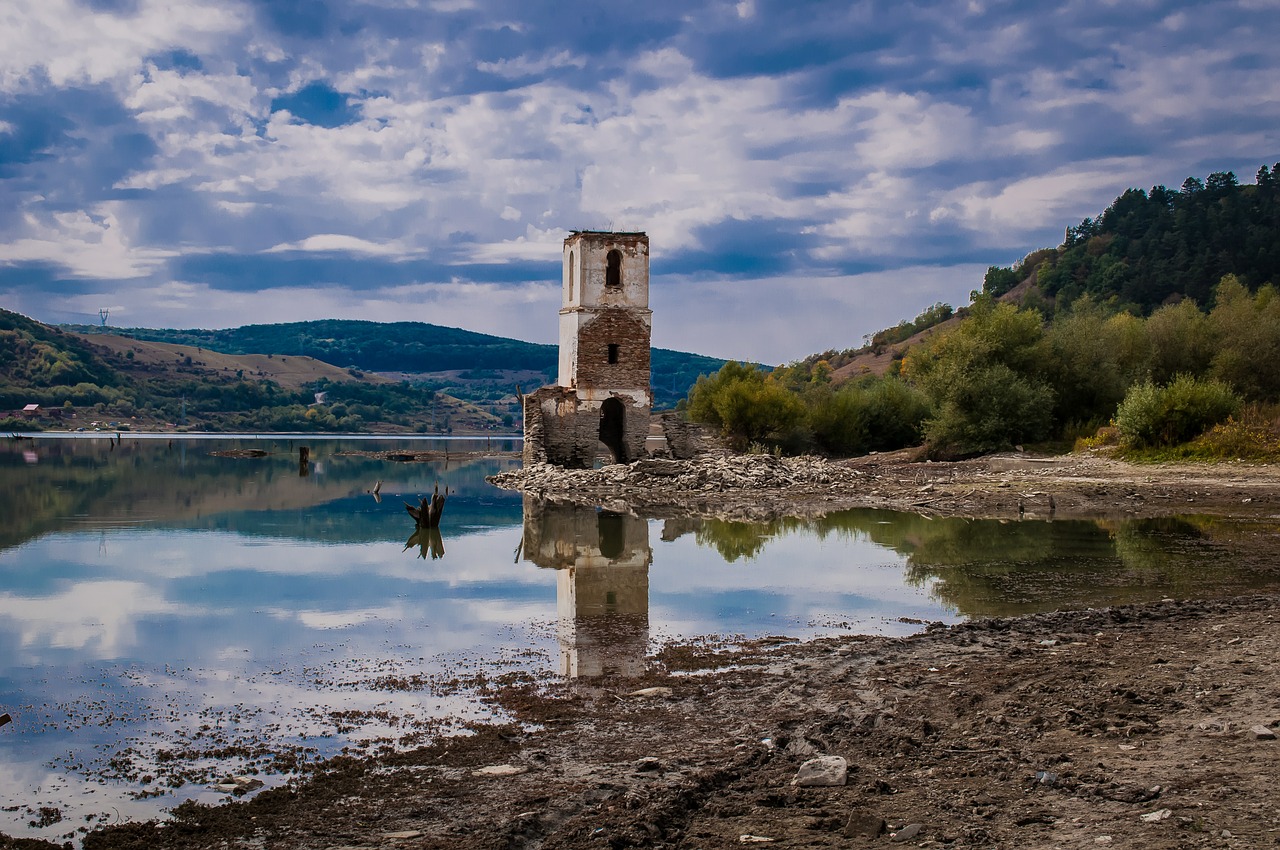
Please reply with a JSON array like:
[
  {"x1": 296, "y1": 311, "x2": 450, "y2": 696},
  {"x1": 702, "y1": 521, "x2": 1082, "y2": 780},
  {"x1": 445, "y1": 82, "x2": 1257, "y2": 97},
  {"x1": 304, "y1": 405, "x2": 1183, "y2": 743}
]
[
  {"x1": 659, "y1": 413, "x2": 726, "y2": 459},
  {"x1": 574, "y1": 309, "x2": 651, "y2": 391}
]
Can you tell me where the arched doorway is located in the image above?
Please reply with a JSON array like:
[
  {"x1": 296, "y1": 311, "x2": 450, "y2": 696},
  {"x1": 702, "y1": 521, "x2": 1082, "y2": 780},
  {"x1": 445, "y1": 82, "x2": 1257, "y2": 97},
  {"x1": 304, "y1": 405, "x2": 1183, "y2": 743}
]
[{"x1": 599, "y1": 397, "x2": 626, "y2": 463}]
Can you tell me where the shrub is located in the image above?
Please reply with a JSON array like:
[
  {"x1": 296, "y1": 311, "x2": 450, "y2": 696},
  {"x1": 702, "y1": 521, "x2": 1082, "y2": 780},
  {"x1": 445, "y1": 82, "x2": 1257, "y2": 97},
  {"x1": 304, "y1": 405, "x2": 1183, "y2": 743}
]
[
  {"x1": 923, "y1": 364, "x2": 1055, "y2": 456},
  {"x1": 686, "y1": 362, "x2": 806, "y2": 451},
  {"x1": 1115, "y1": 375, "x2": 1241, "y2": 448}
]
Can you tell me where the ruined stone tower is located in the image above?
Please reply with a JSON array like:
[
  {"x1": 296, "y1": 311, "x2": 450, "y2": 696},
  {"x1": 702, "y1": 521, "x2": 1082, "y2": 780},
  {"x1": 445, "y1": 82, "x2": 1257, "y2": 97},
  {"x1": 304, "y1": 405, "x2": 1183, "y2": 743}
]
[{"x1": 523, "y1": 231, "x2": 652, "y2": 468}]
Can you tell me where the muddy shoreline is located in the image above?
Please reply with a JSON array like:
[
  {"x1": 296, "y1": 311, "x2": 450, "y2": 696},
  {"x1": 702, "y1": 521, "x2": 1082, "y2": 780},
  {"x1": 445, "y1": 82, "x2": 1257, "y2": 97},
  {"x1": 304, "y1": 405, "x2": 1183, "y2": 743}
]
[{"x1": 9, "y1": 452, "x2": 1280, "y2": 850}]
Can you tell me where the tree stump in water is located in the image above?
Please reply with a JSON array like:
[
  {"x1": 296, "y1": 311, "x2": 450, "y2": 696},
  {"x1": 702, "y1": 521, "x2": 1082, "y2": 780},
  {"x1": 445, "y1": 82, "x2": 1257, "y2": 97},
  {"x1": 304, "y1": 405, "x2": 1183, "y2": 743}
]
[{"x1": 405, "y1": 485, "x2": 447, "y2": 528}]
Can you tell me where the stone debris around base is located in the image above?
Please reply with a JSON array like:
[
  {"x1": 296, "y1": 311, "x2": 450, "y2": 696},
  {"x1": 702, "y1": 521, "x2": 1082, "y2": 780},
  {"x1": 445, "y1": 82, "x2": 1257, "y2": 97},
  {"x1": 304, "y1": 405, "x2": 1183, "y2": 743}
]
[{"x1": 487, "y1": 454, "x2": 866, "y2": 500}]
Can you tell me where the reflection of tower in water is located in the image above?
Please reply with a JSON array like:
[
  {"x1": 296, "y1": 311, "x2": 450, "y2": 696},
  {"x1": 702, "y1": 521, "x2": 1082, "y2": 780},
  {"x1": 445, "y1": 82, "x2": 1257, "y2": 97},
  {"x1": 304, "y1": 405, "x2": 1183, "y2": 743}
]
[{"x1": 521, "y1": 496, "x2": 650, "y2": 678}]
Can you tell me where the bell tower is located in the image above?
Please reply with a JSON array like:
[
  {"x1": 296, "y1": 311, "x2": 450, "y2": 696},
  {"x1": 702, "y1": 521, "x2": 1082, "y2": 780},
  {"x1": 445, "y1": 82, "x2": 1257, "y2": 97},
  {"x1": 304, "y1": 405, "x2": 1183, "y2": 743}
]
[
  {"x1": 523, "y1": 231, "x2": 653, "y2": 468},
  {"x1": 558, "y1": 232, "x2": 651, "y2": 397}
]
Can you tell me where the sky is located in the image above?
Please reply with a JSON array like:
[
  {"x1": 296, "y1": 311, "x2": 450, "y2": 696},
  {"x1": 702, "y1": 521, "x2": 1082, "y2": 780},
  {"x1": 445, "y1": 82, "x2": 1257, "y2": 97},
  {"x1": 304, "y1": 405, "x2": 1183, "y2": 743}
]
[{"x1": 0, "y1": 0, "x2": 1277, "y2": 365}]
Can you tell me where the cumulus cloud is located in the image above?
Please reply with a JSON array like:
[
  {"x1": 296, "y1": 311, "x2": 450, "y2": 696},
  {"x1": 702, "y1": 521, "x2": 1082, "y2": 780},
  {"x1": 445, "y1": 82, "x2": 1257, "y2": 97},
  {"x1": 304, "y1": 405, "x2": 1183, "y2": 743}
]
[{"x1": 1, "y1": 0, "x2": 1277, "y2": 359}]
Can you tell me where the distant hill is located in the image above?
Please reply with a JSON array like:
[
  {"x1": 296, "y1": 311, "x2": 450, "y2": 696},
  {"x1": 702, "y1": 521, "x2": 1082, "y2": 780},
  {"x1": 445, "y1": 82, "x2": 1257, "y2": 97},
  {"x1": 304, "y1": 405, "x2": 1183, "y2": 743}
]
[
  {"x1": 1, "y1": 309, "x2": 499, "y2": 433},
  {"x1": 74, "y1": 319, "x2": 730, "y2": 410},
  {"x1": 815, "y1": 163, "x2": 1280, "y2": 385},
  {"x1": 992, "y1": 164, "x2": 1280, "y2": 311}
]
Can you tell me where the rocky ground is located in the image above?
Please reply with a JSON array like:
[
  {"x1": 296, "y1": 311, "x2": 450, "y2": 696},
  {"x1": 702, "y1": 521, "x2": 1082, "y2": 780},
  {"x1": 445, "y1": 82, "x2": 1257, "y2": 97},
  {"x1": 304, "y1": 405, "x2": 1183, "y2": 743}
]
[
  {"x1": 489, "y1": 449, "x2": 1280, "y2": 522},
  {"x1": 7, "y1": 452, "x2": 1280, "y2": 850}
]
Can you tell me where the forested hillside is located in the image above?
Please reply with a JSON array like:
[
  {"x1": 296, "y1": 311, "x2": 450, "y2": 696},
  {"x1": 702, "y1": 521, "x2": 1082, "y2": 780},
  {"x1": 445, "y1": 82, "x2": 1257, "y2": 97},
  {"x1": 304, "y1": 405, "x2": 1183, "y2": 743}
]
[
  {"x1": 983, "y1": 164, "x2": 1280, "y2": 311},
  {"x1": 5, "y1": 310, "x2": 732, "y2": 432},
  {"x1": 687, "y1": 163, "x2": 1280, "y2": 461},
  {"x1": 1, "y1": 310, "x2": 499, "y2": 433},
  {"x1": 76, "y1": 319, "x2": 728, "y2": 410}
]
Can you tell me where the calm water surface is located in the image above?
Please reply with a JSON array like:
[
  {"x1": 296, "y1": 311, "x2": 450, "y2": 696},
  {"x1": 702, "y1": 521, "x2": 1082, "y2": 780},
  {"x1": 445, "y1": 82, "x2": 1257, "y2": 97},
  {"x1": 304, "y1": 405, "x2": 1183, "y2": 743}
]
[{"x1": 2, "y1": 435, "x2": 1279, "y2": 843}]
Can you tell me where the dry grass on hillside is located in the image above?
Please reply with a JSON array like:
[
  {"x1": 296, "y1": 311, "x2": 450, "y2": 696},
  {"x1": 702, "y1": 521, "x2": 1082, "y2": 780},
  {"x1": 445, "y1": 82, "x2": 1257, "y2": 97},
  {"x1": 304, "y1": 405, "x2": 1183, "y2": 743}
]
[{"x1": 73, "y1": 332, "x2": 385, "y2": 391}]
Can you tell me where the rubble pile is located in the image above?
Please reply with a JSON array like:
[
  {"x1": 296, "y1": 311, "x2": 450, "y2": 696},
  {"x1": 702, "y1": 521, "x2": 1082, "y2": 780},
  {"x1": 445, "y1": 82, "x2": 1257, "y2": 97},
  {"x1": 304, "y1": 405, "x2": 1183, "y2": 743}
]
[{"x1": 487, "y1": 453, "x2": 871, "y2": 518}]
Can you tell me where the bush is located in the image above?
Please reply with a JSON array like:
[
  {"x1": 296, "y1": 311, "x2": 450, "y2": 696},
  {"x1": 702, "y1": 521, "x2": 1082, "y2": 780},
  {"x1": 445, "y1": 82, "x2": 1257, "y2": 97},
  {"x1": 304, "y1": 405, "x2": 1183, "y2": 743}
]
[
  {"x1": 1181, "y1": 406, "x2": 1280, "y2": 460},
  {"x1": 923, "y1": 364, "x2": 1055, "y2": 456},
  {"x1": 1115, "y1": 375, "x2": 1241, "y2": 448},
  {"x1": 686, "y1": 362, "x2": 806, "y2": 451}
]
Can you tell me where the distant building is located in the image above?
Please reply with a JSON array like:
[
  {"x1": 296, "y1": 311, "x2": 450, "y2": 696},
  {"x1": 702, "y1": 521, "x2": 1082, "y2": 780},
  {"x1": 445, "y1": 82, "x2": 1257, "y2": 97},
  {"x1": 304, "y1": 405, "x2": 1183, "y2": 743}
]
[{"x1": 523, "y1": 231, "x2": 652, "y2": 467}]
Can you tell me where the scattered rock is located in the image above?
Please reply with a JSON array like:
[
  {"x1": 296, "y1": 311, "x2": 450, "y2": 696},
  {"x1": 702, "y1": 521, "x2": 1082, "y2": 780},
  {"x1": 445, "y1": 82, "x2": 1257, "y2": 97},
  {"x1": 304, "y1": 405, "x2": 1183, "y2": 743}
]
[
  {"x1": 382, "y1": 830, "x2": 424, "y2": 840},
  {"x1": 1140, "y1": 808, "x2": 1172, "y2": 823},
  {"x1": 212, "y1": 775, "x2": 264, "y2": 795},
  {"x1": 792, "y1": 756, "x2": 848, "y2": 787},
  {"x1": 738, "y1": 835, "x2": 775, "y2": 844},
  {"x1": 626, "y1": 686, "x2": 673, "y2": 698},
  {"x1": 1251, "y1": 724, "x2": 1277, "y2": 740},
  {"x1": 472, "y1": 764, "x2": 528, "y2": 777},
  {"x1": 891, "y1": 822, "x2": 923, "y2": 841}
]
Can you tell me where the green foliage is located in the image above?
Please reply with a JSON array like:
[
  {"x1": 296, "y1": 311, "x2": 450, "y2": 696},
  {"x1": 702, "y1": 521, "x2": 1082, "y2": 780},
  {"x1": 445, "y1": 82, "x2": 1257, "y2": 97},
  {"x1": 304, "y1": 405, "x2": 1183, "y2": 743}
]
[
  {"x1": 1174, "y1": 406, "x2": 1280, "y2": 461},
  {"x1": 1207, "y1": 276, "x2": 1280, "y2": 401},
  {"x1": 922, "y1": 364, "x2": 1055, "y2": 456},
  {"x1": 904, "y1": 299, "x2": 1055, "y2": 455},
  {"x1": 1115, "y1": 375, "x2": 1241, "y2": 448},
  {"x1": 1043, "y1": 300, "x2": 1148, "y2": 426},
  {"x1": 1035, "y1": 165, "x2": 1280, "y2": 312},
  {"x1": 806, "y1": 377, "x2": 930, "y2": 455},
  {"x1": 1144, "y1": 299, "x2": 1216, "y2": 384},
  {"x1": 686, "y1": 362, "x2": 806, "y2": 451},
  {"x1": 869, "y1": 301, "x2": 954, "y2": 348},
  {"x1": 0, "y1": 310, "x2": 117, "y2": 390},
  {"x1": 982, "y1": 266, "x2": 1021, "y2": 299}
]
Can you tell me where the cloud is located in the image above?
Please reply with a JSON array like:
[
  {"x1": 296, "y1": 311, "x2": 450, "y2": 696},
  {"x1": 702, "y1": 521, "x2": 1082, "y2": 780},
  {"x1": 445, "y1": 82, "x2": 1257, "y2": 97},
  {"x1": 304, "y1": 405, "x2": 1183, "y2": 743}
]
[
  {"x1": 1, "y1": 0, "x2": 1278, "y2": 359},
  {"x1": 263, "y1": 234, "x2": 410, "y2": 255},
  {"x1": 0, "y1": 0, "x2": 245, "y2": 89}
]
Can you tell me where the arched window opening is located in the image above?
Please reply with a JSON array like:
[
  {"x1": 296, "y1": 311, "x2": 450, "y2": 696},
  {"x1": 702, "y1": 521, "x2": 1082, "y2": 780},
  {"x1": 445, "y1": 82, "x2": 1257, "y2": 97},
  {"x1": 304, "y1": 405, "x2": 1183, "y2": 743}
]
[
  {"x1": 568, "y1": 251, "x2": 576, "y2": 301},
  {"x1": 605, "y1": 249, "x2": 622, "y2": 288},
  {"x1": 607, "y1": 343, "x2": 619, "y2": 364}
]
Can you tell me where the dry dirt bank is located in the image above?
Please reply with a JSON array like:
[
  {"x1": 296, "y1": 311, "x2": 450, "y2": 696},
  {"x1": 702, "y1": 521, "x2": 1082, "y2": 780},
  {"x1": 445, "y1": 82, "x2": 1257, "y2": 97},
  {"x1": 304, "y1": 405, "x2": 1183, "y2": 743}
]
[{"x1": 63, "y1": 594, "x2": 1280, "y2": 850}]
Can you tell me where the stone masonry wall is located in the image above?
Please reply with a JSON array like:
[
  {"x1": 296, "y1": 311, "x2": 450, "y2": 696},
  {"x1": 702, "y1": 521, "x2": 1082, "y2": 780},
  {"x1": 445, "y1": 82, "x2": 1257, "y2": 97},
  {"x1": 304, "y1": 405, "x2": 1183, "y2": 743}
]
[
  {"x1": 524, "y1": 386, "x2": 650, "y2": 467},
  {"x1": 573, "y1": 308, "x2": 652, "y2": 393}
]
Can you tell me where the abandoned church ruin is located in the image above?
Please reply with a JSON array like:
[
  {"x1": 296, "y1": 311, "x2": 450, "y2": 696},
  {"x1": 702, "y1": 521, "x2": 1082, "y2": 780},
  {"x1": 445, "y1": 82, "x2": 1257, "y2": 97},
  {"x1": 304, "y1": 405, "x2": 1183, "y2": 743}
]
[{"x1": 523, "y1": 231, "x2": 652, "y2": 468}]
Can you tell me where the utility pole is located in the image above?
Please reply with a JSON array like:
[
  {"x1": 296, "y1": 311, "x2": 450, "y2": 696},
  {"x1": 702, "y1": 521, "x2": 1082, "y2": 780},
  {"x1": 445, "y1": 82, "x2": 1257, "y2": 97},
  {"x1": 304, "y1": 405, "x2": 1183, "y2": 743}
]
[{"x1": 99, "y1": 309, "x2": 110, "y2": 328}]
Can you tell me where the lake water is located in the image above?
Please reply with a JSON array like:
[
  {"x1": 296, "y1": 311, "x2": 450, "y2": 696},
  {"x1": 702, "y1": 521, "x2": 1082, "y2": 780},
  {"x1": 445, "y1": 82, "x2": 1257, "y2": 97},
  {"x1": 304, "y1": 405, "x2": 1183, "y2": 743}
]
[{"x1": 3, "y1": 435, "x2": 1280, "y2": 843}]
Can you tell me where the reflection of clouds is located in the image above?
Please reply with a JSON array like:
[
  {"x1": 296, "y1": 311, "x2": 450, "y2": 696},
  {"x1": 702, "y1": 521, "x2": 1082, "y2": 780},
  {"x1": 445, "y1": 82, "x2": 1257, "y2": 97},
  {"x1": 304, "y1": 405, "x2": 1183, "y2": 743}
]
[
  {"x1": 650, "y1": 521, "x2": 954, "y2": 638},
  {"x1": 292, "y1": 607, "x2": 401, "y2": 629},
  {"x1": 0, "y1": 579, "x2": 193, "y2": 659}
]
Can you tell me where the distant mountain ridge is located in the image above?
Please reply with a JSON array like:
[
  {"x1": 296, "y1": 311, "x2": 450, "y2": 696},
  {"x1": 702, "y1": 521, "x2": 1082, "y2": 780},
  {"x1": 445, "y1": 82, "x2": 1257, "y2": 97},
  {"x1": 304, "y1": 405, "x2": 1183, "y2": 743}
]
[{"x1": 72, "y1": 319, "x2": 731, "y2": 410}]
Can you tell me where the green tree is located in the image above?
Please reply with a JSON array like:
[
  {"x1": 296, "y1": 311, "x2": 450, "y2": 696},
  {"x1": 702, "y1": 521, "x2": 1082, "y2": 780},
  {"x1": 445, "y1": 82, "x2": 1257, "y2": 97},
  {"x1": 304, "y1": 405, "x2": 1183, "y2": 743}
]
[
  {"x1": 903, "y1": 299, "x2": 1055, "y2": 455},
  {"x1": 686, "y1": 362, "x2": 806, "y2": 450},
  {"x1": 1115, "y1": 375, "x2": 1240, "y2": 448},
  {"x1": 1144, "y1": 299, "x2": 1216, "y2": 384},
  {"x1": 1208, "y1": 275, "x2": 1280, "y2": 401}
]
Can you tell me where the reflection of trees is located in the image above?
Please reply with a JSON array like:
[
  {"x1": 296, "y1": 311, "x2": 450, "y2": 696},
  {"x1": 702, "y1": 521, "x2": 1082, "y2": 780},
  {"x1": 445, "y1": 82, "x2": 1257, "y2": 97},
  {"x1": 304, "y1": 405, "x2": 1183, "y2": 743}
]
[
  {"x1": 685, "y1": 507, "x2": 1278, "y2": 620},
  {"x1": 694, "y1": 518, "x2": 788, "y2": 562},
  {"x1": 0, "y1": 439, "x2": 521, "y2": 551}
]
